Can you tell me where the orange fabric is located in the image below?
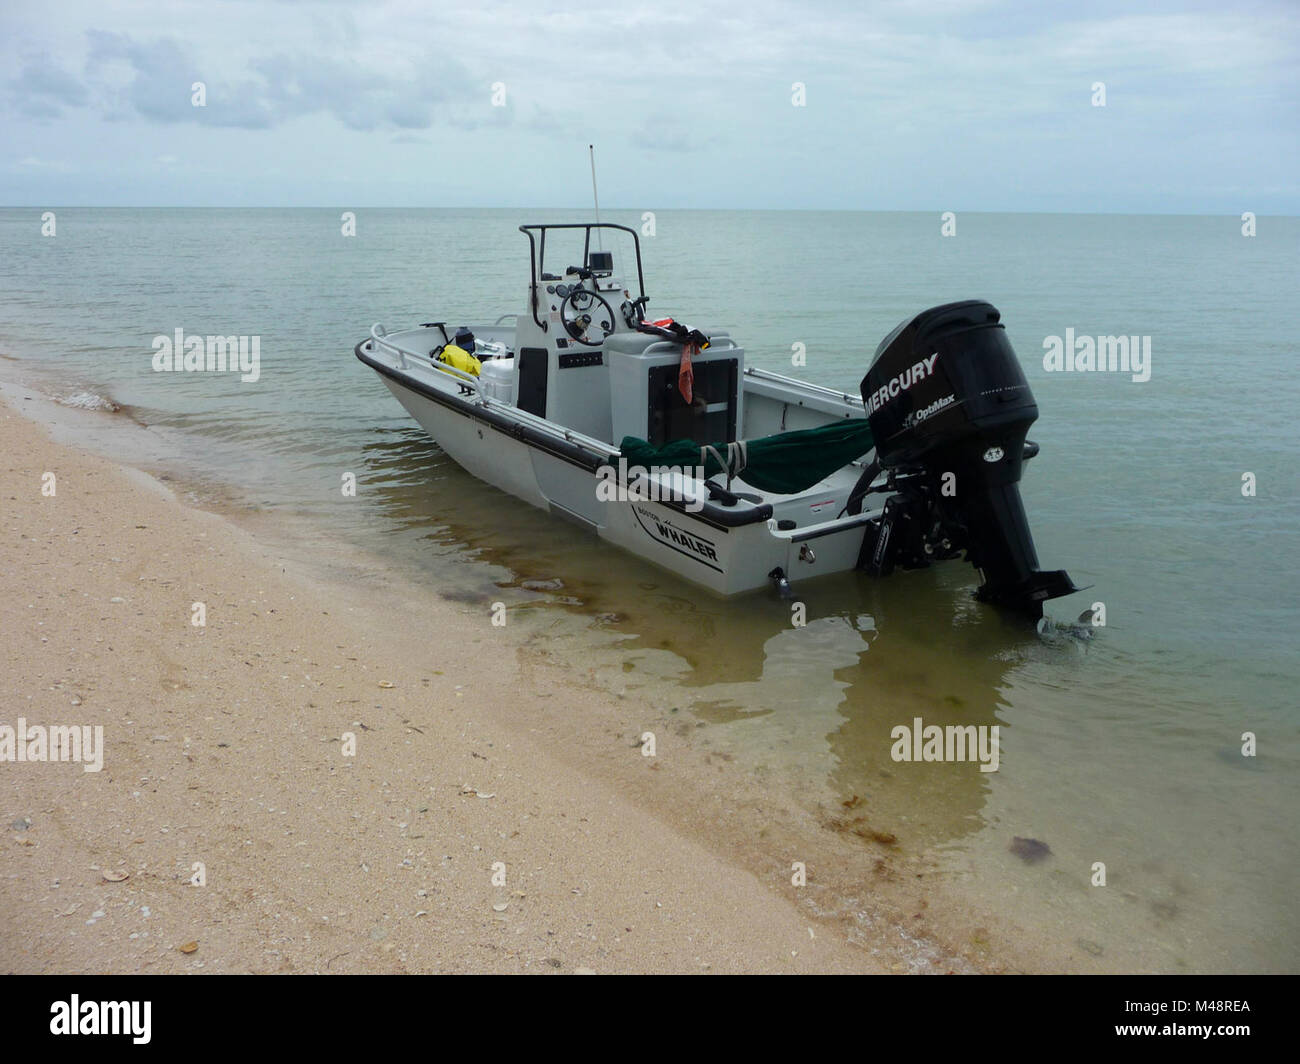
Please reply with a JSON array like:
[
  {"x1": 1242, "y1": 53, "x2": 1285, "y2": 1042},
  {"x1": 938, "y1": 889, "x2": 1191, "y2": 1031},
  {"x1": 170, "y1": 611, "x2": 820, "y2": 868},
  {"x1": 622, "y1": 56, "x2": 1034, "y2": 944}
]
[{"x1": 679, "y1": 341, "x2": 696, "y2": 404}]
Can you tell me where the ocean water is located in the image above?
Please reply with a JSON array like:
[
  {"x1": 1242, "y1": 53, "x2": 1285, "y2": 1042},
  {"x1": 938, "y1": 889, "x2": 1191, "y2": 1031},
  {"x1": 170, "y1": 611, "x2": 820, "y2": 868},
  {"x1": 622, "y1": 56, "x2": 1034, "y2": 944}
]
[{"x1": 1, "y1": 207, "x2": 1297, "y2": 972}]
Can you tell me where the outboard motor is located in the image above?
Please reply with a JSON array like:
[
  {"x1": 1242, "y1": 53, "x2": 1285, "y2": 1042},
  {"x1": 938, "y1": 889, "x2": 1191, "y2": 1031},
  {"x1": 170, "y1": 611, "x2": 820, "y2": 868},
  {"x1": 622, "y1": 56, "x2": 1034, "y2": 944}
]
[{"x1": 854, "y1": 300, "x2": 1077, "y2": 620}]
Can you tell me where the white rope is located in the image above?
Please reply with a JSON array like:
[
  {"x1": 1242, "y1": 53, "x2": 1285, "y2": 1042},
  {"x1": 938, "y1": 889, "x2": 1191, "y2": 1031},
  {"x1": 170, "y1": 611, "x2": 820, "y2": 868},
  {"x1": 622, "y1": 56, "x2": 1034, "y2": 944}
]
[
  {"x1": 701, "y1": 444, "x2": 726, "y2": 476},
  {"x1": 700, "y1": 441, "x2": 749, "y2": 489},
  {"x1": 729, "y1": 440, "x2": 748, "y2": 475}
]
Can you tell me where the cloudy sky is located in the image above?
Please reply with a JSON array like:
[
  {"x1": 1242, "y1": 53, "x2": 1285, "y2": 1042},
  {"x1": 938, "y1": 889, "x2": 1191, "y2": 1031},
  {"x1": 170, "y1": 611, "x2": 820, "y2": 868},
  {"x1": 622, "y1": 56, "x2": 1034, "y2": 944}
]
[{"x1": 3, "y1": 0, "x2": 1297, "y2": 212}]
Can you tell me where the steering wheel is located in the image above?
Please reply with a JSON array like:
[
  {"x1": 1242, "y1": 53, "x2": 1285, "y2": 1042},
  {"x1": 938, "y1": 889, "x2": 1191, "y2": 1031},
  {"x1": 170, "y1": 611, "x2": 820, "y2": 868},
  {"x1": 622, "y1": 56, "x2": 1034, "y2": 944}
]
[{"x1": 560, "y1": 286, "x2": 616, "y2": 347}]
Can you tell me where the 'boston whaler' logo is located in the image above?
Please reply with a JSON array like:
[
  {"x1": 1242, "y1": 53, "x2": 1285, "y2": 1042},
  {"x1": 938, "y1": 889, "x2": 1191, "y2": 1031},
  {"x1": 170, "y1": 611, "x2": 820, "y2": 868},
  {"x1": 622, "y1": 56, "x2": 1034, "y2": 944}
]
[{"x1": 631, "y1": 505, "x2": 721, "y2": 570}]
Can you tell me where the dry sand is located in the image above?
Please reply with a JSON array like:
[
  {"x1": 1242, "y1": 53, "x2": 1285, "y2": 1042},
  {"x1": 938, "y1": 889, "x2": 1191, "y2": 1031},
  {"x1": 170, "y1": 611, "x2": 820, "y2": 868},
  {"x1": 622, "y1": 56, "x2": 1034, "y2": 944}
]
[{"x1": 0, "y1": 383, "x2": 1050, "y2": 974}]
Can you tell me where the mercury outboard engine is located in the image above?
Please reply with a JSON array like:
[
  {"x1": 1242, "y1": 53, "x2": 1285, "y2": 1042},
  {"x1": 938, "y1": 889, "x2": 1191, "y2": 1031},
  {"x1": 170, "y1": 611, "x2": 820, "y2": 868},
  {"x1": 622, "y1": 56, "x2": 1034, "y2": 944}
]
[{"x1": 851, "y1": 300, "x2": 1077, "y2": 620}]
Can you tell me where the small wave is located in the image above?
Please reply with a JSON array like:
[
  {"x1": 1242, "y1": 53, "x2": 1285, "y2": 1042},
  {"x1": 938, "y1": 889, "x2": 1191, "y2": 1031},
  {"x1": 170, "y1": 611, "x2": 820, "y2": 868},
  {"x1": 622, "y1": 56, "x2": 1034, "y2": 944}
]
[
  {"x1": 1036, "y1": 615, "x2": 1096, "y2": 645},
  {"x1": 56, "y1": 391, "x2": 121, "y2": 413}
]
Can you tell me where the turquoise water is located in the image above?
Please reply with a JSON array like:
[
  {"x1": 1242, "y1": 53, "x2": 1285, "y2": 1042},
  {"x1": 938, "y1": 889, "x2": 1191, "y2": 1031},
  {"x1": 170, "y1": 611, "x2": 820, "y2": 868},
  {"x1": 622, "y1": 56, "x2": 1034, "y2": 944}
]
[{"x1": 1, "y1": 208, "x2": 1296, "y2": 971}]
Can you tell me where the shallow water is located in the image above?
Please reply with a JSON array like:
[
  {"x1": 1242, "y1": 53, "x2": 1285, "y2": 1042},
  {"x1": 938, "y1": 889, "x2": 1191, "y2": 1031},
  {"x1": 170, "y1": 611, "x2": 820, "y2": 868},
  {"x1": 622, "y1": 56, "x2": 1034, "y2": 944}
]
[{"x1": 2, "y1": 207, "x2": 1296, "y2": 971}]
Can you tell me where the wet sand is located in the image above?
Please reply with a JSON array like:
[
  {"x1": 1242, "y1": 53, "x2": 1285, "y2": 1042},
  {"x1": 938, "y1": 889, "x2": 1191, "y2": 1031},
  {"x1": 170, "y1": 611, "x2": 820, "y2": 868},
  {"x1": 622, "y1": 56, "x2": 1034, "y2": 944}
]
[{"x1": 0, "y1": 376, "x2": 1062, "y2": 974}]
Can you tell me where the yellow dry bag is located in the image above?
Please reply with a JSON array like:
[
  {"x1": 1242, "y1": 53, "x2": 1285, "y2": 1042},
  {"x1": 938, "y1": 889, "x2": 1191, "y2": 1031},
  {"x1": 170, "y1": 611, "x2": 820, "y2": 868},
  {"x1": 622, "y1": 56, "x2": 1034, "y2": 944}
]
[{"x1": 437, "y1": 343, "x2": 481, "y2": 376}]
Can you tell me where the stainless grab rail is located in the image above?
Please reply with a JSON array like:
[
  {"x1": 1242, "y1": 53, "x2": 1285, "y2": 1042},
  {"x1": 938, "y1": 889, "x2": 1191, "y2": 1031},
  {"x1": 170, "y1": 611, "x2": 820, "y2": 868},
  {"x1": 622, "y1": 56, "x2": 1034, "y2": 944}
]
[
  {"x1": 637, "y1": 336, "x2": 740, "y2": 356},
  {"x1": 368, "y1": 323, "x2": 483, "y2": 396},
  {"x1": 367, "y1": 324, "x2": 617, "y2": 459},
  {"x1": 743, "y1": 365, "x2": 864, "y2": 406}
]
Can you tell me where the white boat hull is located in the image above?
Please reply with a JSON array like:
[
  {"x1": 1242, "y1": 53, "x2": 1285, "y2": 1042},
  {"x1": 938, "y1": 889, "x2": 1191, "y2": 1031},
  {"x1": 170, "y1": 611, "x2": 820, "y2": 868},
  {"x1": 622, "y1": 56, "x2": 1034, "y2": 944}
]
[{"x1": 372, "y1": 358, "x2": 873, "y2": 595}]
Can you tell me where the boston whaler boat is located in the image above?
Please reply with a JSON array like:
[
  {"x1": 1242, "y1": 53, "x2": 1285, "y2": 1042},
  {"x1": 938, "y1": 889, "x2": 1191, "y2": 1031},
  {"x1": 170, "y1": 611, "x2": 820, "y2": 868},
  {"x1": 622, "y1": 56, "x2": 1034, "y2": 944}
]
[{"x1": 355, "y1": 222, "x2": 1078, "y2": 619}]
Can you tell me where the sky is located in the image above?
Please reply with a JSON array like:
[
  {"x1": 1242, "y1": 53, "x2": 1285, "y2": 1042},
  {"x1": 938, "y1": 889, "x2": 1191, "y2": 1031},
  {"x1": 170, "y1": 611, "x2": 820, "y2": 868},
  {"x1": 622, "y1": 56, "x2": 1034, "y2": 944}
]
[{"x1": 2, "y1": 0, "x2": 1297, "y2": 212}]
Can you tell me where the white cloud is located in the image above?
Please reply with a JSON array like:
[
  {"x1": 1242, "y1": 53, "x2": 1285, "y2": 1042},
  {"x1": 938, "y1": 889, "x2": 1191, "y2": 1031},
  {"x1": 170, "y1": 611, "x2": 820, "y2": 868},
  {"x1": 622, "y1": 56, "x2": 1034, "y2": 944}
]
[{"x1": 0, "y1": 0, "x2": 1295, "y2": 210}]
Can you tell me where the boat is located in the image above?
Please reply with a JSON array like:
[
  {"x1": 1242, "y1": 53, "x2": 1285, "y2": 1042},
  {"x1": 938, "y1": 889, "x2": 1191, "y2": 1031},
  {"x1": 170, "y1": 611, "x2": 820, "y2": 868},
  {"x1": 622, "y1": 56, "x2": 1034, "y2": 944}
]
[{"x1": 354, "y1": 222, "x2": 1078, "y2": 619}]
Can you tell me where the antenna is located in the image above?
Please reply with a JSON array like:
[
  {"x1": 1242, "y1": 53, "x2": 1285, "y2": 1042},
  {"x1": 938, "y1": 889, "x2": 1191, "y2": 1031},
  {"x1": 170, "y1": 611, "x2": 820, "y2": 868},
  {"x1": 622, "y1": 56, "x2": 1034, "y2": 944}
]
[{"x1": 589, "y1": 144, "x2": 603, "y2": 251}]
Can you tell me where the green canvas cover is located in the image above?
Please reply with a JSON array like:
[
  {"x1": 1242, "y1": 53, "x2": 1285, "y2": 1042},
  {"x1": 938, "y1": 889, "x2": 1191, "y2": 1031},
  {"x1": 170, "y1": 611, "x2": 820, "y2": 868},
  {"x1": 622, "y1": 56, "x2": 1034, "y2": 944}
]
[{"x1": 620, "y1": 419, "x2": 874, "y2": 496}]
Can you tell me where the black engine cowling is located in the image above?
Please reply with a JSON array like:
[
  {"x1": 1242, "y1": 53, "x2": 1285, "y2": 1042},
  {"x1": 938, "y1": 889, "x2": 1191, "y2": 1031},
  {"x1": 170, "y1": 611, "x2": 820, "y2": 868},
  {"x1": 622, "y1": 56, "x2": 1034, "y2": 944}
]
[{"x1": 857, "y1": 300, "x2": 1077, "y2": 619}]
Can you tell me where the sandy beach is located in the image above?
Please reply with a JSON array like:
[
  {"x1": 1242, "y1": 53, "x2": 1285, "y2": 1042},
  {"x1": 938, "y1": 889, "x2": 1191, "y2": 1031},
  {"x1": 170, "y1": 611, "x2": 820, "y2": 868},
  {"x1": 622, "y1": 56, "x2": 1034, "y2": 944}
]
[{"x1": 0, "y1": 374, "x2": 1072, "y2": 975}]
